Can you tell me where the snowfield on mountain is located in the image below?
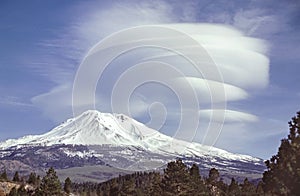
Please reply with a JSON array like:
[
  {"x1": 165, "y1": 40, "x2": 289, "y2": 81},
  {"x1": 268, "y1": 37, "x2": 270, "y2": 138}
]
[{"x1": 0, "y1": 110, "x2": 259, "y2": 163}]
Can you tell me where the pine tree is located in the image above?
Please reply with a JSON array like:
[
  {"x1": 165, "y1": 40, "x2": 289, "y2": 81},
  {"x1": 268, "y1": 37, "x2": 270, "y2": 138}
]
[
  {"x1": 256, "y1": 181, "x2": 264, "y2": 195},
  {"x1": 206, "y1": 168, "x2": 221, "y2": 195},
  {"x1": 263, "y1": 111, "x2": 300, "y2": 195},
  {"x1": 207, "y1": 168, "x2": 219, "y2": 186},
  {"x1": 161, "y1": 159, "x2": 190, "y2": 196},
  {"x1": 12, "y1": 171, "x2": 20, "y2": 182},
  {"x1": 0, "y1": 170, "x2": 8, "y2": 181},
  {"x1": 64, "y1": 177, "x2": 72, "y2": 195},
  {"x1": 240, "y1": 178, "x2": 256, "y2": 195},
  {"x1": 40, "y1": 167, "x2": 62, "y2": 196},
  {"x1": 27, "y1": 172, "x2": 37, "y2": 185},
  {"x1": 188, "y1": 164, "x2": 208, "y2": 195},
  {"x1": 228, "y1": 178, "x2": 240, "y2": 195},
  {"x1": 109, "y1": 178, "x2": 120, "y2": 196},
  {"x1": 216, "y1": 179, "x2": 228, "y2": 195},
  {"x1": 147, "y1": 172, "x2": 162, "y2": 196},
  {"x1": 120, "y1": 176, "x2": 136, "y2": 195}
]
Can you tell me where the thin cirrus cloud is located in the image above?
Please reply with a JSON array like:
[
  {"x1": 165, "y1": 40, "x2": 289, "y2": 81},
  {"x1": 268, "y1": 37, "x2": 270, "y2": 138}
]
[{"x1": 0, "y1": 96, "x2": 33, "y2": 108}]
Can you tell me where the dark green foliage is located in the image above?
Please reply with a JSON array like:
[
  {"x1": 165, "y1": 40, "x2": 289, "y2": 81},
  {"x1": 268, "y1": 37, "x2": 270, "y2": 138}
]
[
  {"x1": 228, "y1": 178, "x2": 241, "y2": 195},
  {"x1": 109, "y1": 178, "x2": 120, "y2": 195},
  {"x1": 70, "y1": 161, "x2": 209, "y2": 195},
  {"x1": 161, "y1": 159, "x2": 191, "y2": 195},
  {"x1": 207, "y1": 168, "x2": 219, "y2": 186},
  {"x1": 2, "y1": 159, "x2": 279, "y2": 196},
  {"x1": 12, "y1": 171, "x2": 20, "y2": 182},
  {"x1": 240, "y1": 178, "x2": 256, "y2": 195},
  {"x1": 39, "y1": 167, "x2": 62, "y2": 196},
  {"x1": 206, "y1": 168, "x2": 229, "y2": 195},
  {"x1": 188, "y1": 164, "x2": 208, "y2": 195},
  {"x1": 27, "y1": 172, "x2": 37, "y2": 185},
  {"x1": 64, "y1": 177, "x2": 72, "y2": 195},
  {"x1": 120, "y1": 176, "x2": 135, "y2": 195},
  {"x1": 256, "y1": 181, "x2": 264, "y2": 195},
  {"x1": 147, "y1": 172, "x2": 162, "y2": 196},
  {"x1": 0, "y1": 169, "x2": 8, "y2": 181},
  {"x1": 263, "y1": 111, "x2": 300, "y2": 195},
  {"x1": 216, "y1": 179, "x2": 228, "y2": 195}
]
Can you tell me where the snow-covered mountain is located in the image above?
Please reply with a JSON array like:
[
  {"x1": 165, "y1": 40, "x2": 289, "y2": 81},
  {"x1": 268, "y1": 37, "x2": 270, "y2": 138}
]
[
  {"x1": 0, "y1": 110, "x2": 258, "y2": 162},
  {"x1": 0, "y1": 110, "x2": 265, "y2": 182}
]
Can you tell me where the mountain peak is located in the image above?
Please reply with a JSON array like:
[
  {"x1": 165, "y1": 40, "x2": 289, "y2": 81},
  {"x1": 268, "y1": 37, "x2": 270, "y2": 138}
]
[
  {"x1": 79, "y1": 110, "x2": 106, "y2": 119},
  {"x1": 0, "y1": 110, "x2": 261, "y2": 163}
]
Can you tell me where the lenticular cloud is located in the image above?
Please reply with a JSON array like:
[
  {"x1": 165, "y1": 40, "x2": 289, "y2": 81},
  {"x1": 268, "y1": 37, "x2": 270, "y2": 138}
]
[
  {"x1": 32, "y1": 23, "x2": 269, "y2": 148},
  {"x1": 72, "y1": 23, "x2": 269, "y2": 147}
]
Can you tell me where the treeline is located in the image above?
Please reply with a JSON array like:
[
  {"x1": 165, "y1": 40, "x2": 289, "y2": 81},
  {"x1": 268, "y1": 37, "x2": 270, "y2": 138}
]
[
  {"x1": 2, "y1": 111, "x2": 300, "y2": 195},
  {"x1": 71, "y1": 160, "x2": 261, "y2": 196},
  {"x1": 2, "y1": 160, "x2": 260, "y2": 196}
]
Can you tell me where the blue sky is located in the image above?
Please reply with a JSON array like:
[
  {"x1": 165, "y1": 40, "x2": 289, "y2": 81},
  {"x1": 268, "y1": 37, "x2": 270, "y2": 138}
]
[{"x1": 0, "y1": 0, "x2": 299, "y2": 159}]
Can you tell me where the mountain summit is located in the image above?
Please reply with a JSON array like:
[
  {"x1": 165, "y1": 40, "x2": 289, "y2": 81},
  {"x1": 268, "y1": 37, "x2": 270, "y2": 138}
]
[
  {"x1": 0, "y1": 110, "x2": 265, "y2": 182},
  {"x1": 0, "y1": 110, "x2": 258, "y2": 162}
]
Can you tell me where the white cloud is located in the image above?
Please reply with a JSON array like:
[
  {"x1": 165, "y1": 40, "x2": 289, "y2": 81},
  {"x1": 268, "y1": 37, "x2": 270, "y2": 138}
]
[
  {"x1": 29, "y1": 1, "x2": 271, "y2": 157},
  {"x1": 199, "y1": 109, "x2": 258, "y2": 123},
  {"x1": 144, "y1": 24, "x2": 269, "y2": 90},
  {"x1": 172, "y1": 77, "x2": 248, "y2": 102},
  {"x1": 32, "y1": 11, "x2": 270, "y2": 124}
]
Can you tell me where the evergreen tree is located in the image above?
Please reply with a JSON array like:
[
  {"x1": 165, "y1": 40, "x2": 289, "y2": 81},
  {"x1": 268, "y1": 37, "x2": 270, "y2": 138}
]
[
  {"x1": 27, "y1": 172, "x2": 37, "y2": 185},
  {"x1": 228, "y1": 178, "x2": 240, "y2": 195},
  {"x1": 147, "y1": 172, "x2": 162, "y2": 196},
  {"x1": 263, "y1": 111, "x2": 300, "y2": 195},
  {"x1": 64, "y1": 177, "x2": 72, "y2": 195},
  {"x1": 206, "y1": 168, "x2": 221, "y2": 195},
  {"x1": 109, "y1": 178, "x2": 120, "y2": 196},
  {"x1": 40, "y1": 167, "x2": 62, "y2": 196},
  {"x1": 0, "y1": 170, "x2": 8, "y2": 181},
  {"x1": 120, "y1": 176, "x2": 136, "y2": 195},
  {"x1": 189, "y1": 164, "x2": 201, "y2": 182},
  {"x1": 256, "y1": 181, "x2": 264, "y2": 195},
  {"x1": 240, "y1": 178, "x2": 256, "y2": 195},
  {"x1": 216, "y1": 179, "x2": 228, "y2": 195},
  {"x1": 12, "y1": 171, "x2": 20, "y2": 182},
  {"x1": 161, "y1": 159, "x2": 190, "y2": 196},
  {"x1": 188, "y1": 164, "x2": 208, "y2": 195},
  {"x1": 207, "y1": 168, "x2": 219, "y2": 186}
]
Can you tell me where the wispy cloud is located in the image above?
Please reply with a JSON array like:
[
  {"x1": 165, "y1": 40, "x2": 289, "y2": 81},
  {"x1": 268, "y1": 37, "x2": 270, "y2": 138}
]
[{"x1": 0, "y1": 96, "x2": 33, "y2": 107}]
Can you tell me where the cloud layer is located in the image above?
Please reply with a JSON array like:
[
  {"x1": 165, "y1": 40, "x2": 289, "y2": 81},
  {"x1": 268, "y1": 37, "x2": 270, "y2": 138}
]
[{"x1": 30, "y1": 0, "x2": 272, "y2": 156}]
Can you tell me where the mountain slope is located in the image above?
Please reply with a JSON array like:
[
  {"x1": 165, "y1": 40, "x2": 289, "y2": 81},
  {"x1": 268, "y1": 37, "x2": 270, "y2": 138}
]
[
  {"x1": 0, "y1": 110, "x2": 259, "y2": 162},
  {"x1": 0, "y1": 110, "x2": 265, "y2": 182}
]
